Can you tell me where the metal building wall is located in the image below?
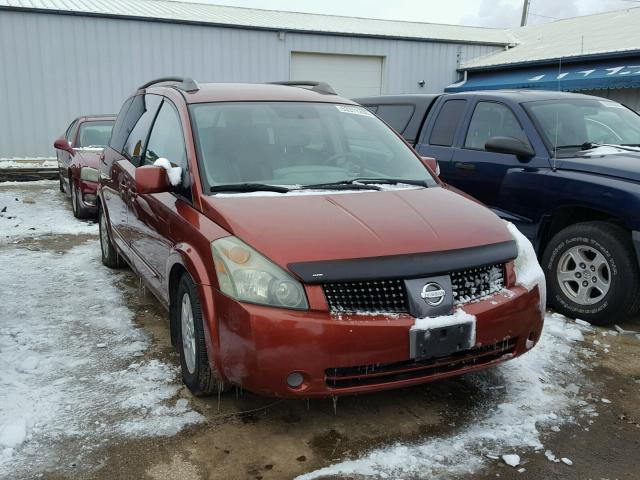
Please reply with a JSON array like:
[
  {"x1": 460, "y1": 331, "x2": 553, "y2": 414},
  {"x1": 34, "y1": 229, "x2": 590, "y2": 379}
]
[
  {"x1": 0, "y1": 10, "x2": 501, "y2": 159},
  {"x1": 581, "y1": 88, "x2": 640, "y2": 112}
]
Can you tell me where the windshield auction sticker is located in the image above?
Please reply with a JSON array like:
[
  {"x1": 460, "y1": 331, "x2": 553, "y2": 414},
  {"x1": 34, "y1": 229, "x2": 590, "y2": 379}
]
[{"x1": 335, "y1": 105, "x2": 375, "y2": 117}]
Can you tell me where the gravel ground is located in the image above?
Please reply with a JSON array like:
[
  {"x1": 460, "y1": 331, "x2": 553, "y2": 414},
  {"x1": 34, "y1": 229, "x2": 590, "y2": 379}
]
[{"x1": 1, "y1": 181, "x2": 639, "y2": 480}]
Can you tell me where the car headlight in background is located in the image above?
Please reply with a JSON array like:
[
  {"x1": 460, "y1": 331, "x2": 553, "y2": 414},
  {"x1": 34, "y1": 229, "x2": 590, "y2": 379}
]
[
  {"x1": 212, "y1": 237, "x2": 308, "y2": 310},
  {"x1": 80, "y1": 167, "x2": 99, "y2": 182}
]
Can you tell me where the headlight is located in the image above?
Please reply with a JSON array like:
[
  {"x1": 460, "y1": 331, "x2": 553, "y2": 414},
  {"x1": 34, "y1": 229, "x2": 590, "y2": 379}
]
[
  {"x1": 80, "y1": 167, "x2": 99, "y2": 182},
  {"x1": 212, "y1": 237, "x2": 308, "y2": 310}
]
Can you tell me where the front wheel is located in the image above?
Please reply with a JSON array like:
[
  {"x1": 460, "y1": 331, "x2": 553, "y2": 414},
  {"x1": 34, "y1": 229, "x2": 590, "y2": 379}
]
[
  {"x1": 175, "y1": 273, "x2": 225, "y2": 396},
  {"x1": 99, "y1": 205, "x2": 124, "y2": 269},
  {"x1": 542, "y1": 221, "x2": 640, "y2": 325}
]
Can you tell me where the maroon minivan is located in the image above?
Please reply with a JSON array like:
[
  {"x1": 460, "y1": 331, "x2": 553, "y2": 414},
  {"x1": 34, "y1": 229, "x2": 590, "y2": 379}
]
[{"x1": 98, "y1": 78, "x2": 545, "y2": 398}]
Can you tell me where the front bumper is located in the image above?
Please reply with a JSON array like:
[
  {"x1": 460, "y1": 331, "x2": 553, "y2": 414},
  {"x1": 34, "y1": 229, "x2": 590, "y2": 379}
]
[
  {"x1": 78, "y1": 180, "x2": 98, "y2": 211},
  {"x1": 208, "y1": 285, "x2": 544, "y2": 398}
]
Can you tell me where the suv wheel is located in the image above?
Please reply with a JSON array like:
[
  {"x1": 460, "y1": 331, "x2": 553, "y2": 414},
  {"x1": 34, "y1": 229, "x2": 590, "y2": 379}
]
[
  {"x1": 175, "y1": 273, "x2": 224, "y2": 396},
  {"x1": 99, "y1": 205, "x2": 124, "y2": 268},
  {"x1": 59, "y1": 172, "x2": 65, "y2": 193},
  {"x1": 542, "y1": 221, "x2": 640, "y2": 325}
]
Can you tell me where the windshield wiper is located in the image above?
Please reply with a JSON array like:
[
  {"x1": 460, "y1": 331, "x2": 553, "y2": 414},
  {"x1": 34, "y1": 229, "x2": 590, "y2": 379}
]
[
  {"x1": 579, "y1": 142, "x2": 640, "y2": 153},
  {"x1": 300, "y1": 182, "x2": 381, "y2": 191},
  {"x1": 350, "y1": 177, "x2": 429, "y2": 188},
  {"x1": 210, "y1": 183, "x2": 290, "y2": 194}
]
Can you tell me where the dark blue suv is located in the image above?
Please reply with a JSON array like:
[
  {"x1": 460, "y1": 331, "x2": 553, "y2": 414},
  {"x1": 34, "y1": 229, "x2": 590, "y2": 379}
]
[{"x1": 357, "y1": 90, "x2": 640, "y2": 325}]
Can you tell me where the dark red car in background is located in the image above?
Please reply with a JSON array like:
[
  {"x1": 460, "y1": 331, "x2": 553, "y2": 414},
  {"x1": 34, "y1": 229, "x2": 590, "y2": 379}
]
[
  {"x1": 54, "y1": 114, "x2": 115, "y2": 218},
  {"x1": 98, "y1": 77, "x2": 545, "y2": 398}
]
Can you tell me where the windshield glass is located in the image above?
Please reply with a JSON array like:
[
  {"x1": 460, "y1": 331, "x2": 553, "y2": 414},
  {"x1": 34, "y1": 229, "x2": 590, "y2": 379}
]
[
  {"x1": 523, "y1": 98, "x2": 640, "y2": 154},
  {"x1": 76, "y1": 121, "x2": 114, "y2": 148},
  {"x1": 189, "y1": 102, "x2": 436, "y2": 190}
]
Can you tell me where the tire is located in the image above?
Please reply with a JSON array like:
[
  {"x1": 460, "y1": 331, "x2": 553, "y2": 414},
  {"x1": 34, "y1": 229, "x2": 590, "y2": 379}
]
[
  {"x1": 99, "y1": 205, "x2": 124, "y2": 269},
  {"x1": 174, "y1": 273, "x2": 224, "y2": 396},
  {"x1": 541, "y1": 221, "x2": 640, "y2": 325},
  {"x1": 71, "y1": 180, "x2": 80, "y2": 218},
  {"x1": 59, "y1": 173, "x2": 65, "y2": 192}
]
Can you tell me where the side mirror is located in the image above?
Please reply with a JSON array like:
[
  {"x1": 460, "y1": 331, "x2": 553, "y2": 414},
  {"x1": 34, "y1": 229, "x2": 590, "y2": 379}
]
[
  {"x1": 54, "y1": 137, "x2": 74, "y2": 156},
  {"x1": 135, "y1": 165, "x2": 170, "y2": 194},
  {"x1": 485, "y1": 136, "x2": 534, "y2": 161},
  {"x1": 421, "y1": 156, "x2": 440, "y2": 176}
]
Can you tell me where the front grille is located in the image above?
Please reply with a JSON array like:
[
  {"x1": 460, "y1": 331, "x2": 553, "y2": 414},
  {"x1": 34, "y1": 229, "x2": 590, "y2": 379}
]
[
  {"x1": 325, "y1": 338, "x2": 517, "y2": 389},
  {"x1": 323, "y1": 279, "x2": 408, "y2": 314},
  {"x1": 451, "y1": 264, "x2": 505, "y2": 305},
  {"x1": 322, "y1": 264, "x2": 505, "y2": 314}
]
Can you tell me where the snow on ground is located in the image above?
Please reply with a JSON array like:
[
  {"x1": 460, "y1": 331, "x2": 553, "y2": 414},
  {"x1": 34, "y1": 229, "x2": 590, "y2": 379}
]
[
  {"x1": 0, "y1": 181, "x2": 96, "y2": 242},
  {"x1": 0, "y1": 241, "x2": 203, "y2": 476},
  {"x1": 298, "y1": 313, "x2": 589, "y2": 480},
  {"x1": 0, "y1": 159, "x2": 57, "y2": 169}
]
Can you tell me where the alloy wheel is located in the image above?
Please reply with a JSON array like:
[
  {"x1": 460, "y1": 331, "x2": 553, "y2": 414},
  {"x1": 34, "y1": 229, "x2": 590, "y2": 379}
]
[
  {"x1": 557, "y1": 244, "x2": 611, "y2": 305},
  {"x1": 181, "y1": 293, "x2": 197, "y2": 374}
]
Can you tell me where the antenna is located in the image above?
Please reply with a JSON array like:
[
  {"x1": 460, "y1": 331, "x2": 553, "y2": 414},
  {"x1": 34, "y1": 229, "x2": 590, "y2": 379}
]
[{"x1": 552, "y1": 57, "x2": 562, "y2": 171}]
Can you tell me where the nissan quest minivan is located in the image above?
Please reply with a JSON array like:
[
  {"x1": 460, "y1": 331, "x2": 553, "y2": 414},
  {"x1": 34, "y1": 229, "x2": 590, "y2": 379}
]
[{"x1": 97, "y1": 77, "x2": 545, "y2": 398}]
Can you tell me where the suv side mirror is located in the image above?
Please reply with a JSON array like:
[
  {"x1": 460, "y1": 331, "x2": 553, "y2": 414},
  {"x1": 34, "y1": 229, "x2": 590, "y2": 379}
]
[
  {"x1": 485, "y1": 136, "x2": 534, "y2": 161},
  {"x1": 54, "y1": 137, "x2": 74, "y2": 156},
  {"x1": 135, "y1": 165, "x2": 170, "y2": 194},
  {"x1": 421, "y1": 156, "x2": 440, "y2": 176}
]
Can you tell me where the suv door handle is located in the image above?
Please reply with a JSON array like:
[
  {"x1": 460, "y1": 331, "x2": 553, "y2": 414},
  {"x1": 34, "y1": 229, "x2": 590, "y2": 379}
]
[{"x1": 455, "y1": 162, "x2": 475, "y2": 171}]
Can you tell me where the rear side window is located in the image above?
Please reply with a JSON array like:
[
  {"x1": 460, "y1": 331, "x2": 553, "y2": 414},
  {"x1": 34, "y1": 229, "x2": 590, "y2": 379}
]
[
  {"x1": 109, "y1": 97, "x2": 134, "y2": 152},
  {"x1": 122, "y1": 95, "x2": 162, "y2": 166},
  {"x1": 429, "y1": 99, "x2": 467, "y2": 146},
  {"x1": 464, "y1": 101, "x2": 528, "y2": 150},
  {"x1": 376, "y1": 104, "x2": 415, "y2": 133}
]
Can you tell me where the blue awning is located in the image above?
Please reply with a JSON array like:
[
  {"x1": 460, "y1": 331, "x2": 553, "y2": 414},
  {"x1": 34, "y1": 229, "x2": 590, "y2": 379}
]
[{"x1": 446, "y1": 58, "x2": 640, "y2": 92}]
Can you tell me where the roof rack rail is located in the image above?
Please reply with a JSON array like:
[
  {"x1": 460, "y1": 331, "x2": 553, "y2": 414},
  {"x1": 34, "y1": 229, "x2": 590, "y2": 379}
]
[
  {"x1": 138, "y1": 76, "x2": 200, "y2": 93},
  {"x1": 268, "y1": 80, "x2": 337, "y2": 95}
]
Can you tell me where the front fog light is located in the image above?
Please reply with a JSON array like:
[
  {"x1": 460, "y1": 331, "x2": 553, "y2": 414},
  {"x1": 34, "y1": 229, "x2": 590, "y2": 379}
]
[
  {"x1": 212, "y1": 237, "x2": 308, "y2": 310},
  {"x1": 286, "y1": 372, "x2": 305, "y2": 388}
]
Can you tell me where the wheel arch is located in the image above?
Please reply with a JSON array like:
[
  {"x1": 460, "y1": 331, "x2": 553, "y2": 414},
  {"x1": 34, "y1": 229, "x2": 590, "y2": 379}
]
[
  {"x1": 166, "y1": 245, "x2": 221, "y2": 375},
  {"x1": 539, "y1": 205, "x2": 631, "y2": 255}
]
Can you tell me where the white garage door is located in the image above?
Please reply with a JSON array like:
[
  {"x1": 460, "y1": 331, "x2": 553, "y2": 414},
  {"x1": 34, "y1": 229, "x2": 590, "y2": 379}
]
[{"x1": 290, "y1": 52, "x2": 383, "y2": 99}]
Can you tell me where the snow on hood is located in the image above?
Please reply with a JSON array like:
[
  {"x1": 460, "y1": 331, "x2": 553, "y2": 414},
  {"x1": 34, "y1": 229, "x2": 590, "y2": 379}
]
[
  {"x1": 203, "y1": 186, "x2": 513, "y2": 268},
  {"x1": 558, "y1": 150, "x2": 640, "y2": 183},
  {"x1": 297, "y1": 313, "x2": 589, "y2": 480},
  {"x1": 506, "y1": 221, "x2": 546, "y2": 314}
]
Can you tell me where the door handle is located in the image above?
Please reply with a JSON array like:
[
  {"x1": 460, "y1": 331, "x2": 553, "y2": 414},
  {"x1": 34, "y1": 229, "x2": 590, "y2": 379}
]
[{"x1": 455, "y1": 162, "x2": 475, "y2": 171}]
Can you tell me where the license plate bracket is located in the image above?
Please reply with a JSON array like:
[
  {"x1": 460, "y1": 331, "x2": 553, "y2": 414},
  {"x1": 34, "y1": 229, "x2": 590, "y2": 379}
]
[{"x1": 410, "y1": 320, "x2": 475, "y2": 360}]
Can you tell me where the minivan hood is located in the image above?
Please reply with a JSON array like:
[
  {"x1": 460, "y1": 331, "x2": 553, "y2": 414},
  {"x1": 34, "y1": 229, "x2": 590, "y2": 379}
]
[
  {"x1": 558, "y1": 150, "x2": 640, "y2": 183},
  {"x1": 202, "y1": 187, "x2": 512, "y2": 270}
]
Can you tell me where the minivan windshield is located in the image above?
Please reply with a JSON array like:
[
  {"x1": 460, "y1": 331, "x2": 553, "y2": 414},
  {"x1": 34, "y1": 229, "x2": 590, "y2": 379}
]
[
  {"x1": 523, "y1": 98, "x2": 640, "y2": 154},
  {"x1": 189, "y1": 102, "x2": 436, "y2": 191}
]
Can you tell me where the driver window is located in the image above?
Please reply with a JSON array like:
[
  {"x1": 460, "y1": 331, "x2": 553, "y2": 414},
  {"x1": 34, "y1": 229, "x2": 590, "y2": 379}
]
[
  {"x1": 465, "y1": 102, "x2": 528, "y2": 150},
  {"x1": 144, "y1": 100, "x2": 190, "y2": 194}
]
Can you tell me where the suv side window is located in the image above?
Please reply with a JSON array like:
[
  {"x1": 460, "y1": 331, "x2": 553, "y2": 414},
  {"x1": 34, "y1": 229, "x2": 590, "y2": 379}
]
[
  {"x1": 464, "y1": 101, "x2": 529, "y2": 150},
  {"x1": 429, "y1": 99, "x2": 467, "y2": 146},
  {"x1": 123, "y1": 94, "x2": 163, "y2": 166},
  {"x1": 376, "y1": 104, "x2": 415, "y2": 133},
  {"x1": 144, "y1": 100, "x2": 189, "y2": 194}
]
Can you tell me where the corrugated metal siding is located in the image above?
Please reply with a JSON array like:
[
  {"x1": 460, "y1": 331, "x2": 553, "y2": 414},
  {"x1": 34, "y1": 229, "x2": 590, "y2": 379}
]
[
  {"x1": 0, "y1": 0, "x2": 514, "y2": 45},
  {"x1": 581, "y1": 88, "x2": 640, "y2": 112},
  {"x1": 0, "y1": 10, "x2": 501, "y2": 159}
]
